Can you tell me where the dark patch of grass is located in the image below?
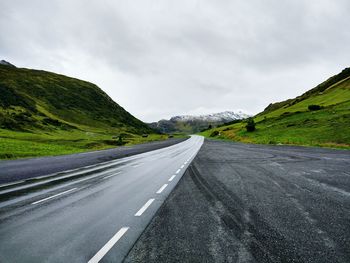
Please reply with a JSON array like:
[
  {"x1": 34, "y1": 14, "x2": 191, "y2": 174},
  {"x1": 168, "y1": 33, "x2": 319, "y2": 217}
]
[
  {"x1": 210, "y1": 130, "x2": 219, "y2": 137},
  {"x1": 308, "y1": 105, "x2": 322, "y2": 111}
]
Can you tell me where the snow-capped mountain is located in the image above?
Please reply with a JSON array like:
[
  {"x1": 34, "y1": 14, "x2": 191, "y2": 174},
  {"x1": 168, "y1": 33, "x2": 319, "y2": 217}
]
[
  {"x1": 170, "y1": 111, "x2": 249, "y2": 122},
  {"x1": 149, "y1": 111, "x2": 250, "y2": 134}
]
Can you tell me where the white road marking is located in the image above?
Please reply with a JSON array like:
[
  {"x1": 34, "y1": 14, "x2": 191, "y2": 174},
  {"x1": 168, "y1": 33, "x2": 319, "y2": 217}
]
[
  {"x1": 156, "y1": 184, "x2": 168, "y2": 194},
  {"x1": 175, "y1": 169, "x2": 181, "y2": 174},
  {"x1": 103, "y1": 171, "x2": 121, "y2": 179},
  {"x1": 31, "y1": 188, "x2": 78, "y2": 205},
  {"x1": 0, "y1": 180, "x2": 25, "y2": 189},
  {"x1": 180, "y1": 165, "x2": 185, "y2": 169},
  {"x1": 135, "y1": 199, "x2": 155, "y2": 216},
  {"x1": 88, "y1": 227, "x2": 129, "y2": 263},
  {"x1": 132, "y1": 163, "x2": 143, "y2": 168},
  {"x1": 184, "y1": 162, "x2": 188, "y2": 165},
  {"x1": 168, "y1": 175, "x2": 176, "y2": 182},
  {"x1": 31, "y1": 157, "x2": 128, "y2": 181}
]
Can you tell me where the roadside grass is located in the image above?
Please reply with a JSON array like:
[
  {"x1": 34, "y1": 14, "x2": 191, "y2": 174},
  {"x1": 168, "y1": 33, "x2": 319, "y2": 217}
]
[{"x1": 0, "y1": 129, "x2": 183, "y2": 160}]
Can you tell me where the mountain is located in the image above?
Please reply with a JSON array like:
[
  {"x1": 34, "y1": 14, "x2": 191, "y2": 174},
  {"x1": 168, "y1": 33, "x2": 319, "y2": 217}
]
[
  {"x1": 171, "y1": 111, "x2": 249, "y2": 122},
  {"x1": 0, "y1": 60, "x2": 16, "y2": 68},
  {"x1": 0, "y1": 63, "x2": 152, "y2": 133},
  {"x1": 0, "y1": 62, "x2": 163, "y2": 159},
  {"x1": 149, "y1": 111, "x2": 249, "y2": 134},
  {"x1": 261, "y1": 67, "x2": 350, "y2": 115},
  {"x1": 201, "y1": 68, "x2": 350, "y2": 149}
]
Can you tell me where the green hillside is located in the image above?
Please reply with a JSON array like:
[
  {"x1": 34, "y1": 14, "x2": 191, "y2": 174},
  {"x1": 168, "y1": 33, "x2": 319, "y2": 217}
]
[
  {"x1": 200, "y1": 68, "x2": 350, "y2": 149},
  {"x1": 0, "y1": 64, "x2": 166, "y2": 159}
]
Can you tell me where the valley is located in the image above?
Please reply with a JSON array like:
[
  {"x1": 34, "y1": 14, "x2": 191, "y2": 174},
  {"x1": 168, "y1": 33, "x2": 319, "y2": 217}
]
[{"x1": 0, "y1": 63, "x2": 176, "y2": 159}]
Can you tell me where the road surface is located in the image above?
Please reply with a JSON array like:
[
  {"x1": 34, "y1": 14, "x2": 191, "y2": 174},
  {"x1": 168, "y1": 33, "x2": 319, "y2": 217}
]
[
  {"x1": 125, "y1": 139, "x2": 350, "y2": 263},
  {"x1": 0, "y1": 135, "x2": 203, "y2": 263}
]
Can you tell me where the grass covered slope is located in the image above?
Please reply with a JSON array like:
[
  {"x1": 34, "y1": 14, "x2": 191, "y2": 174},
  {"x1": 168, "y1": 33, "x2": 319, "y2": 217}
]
[
  {"x1": 0, "y1": 64, "x2": 166, "y2": 159},
  {"x1": 201, "y1": 68, "x2": 350, "y2": 149},
  {"x1": 0, "y1": 64, "x2": 151, "y2": 132}
]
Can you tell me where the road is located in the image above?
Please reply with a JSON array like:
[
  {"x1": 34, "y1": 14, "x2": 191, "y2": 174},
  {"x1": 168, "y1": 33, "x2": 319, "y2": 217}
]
[
  {"x1": 0, "y1": 137, "x2": 186, "y2": 184},
  {"x1": 125, "y1": 139, "x2": 350, "y2": 263},
  {"x1": 0, "y1": 135, "x2": 203, "y2": 263}
]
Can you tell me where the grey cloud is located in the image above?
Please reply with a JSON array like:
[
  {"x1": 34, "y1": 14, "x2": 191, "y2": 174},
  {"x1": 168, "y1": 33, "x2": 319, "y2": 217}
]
[{"x1": 0, "y1": 0, "x2": 349, "y2": 122}]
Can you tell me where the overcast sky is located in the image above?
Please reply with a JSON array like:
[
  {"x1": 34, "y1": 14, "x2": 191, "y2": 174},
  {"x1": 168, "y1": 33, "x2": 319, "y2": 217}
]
[{"x1": 1, "y1": 1, "x2": 349, "y2": 122}]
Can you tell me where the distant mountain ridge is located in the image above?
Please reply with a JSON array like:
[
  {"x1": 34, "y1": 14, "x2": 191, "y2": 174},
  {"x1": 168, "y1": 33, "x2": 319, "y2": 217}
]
[
  {"x1": 149, "y1": 111, "x2": 249, "y2": 134},
  {"x1": 170, "y1": 111, "x2": 249, "y2": 122}
]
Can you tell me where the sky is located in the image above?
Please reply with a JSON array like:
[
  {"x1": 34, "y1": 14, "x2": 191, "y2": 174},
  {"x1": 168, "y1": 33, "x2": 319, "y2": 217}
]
[{"x1": 1, "y1": 1, "x2": 349, "y2": 122}]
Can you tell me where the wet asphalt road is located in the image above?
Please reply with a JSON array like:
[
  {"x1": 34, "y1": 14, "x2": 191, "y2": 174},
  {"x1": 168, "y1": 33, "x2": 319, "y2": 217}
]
[
  {"x1": 0, "y1": 136, "x2": 203, "y2": 263},
  {"x1": 0, "y1": 138, "x2": 187, "y2": 184},
  {"x1": 125, "y1": 139, "x2": 350, "y2": 263}
]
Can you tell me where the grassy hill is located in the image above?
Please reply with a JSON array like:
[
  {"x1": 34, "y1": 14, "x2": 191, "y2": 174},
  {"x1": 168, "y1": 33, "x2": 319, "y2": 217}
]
[
  {"x1": 200, "y1": 68, "x2": 350, "y2": 149},
  {"x1": 0, "y1": 63, "x2": 167, "y2": 159}
]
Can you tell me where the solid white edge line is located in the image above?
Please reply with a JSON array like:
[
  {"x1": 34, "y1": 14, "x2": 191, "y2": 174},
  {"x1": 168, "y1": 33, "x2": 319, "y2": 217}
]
[
  {"x1": 0, "y1": 180, "x2": 25, "y2": 188},
  {"x1": 156, "y1": 184, "x2": 168, "y2": 194},
  {"x1": 135, "y1": 199, "x2": 155, "y2": 216},
  {"x1": 88, "y1": 227, "x2": 129, "y2": 263},
  {"x1": 31, "y1": 188, "x2": 78, "y2": 205},
  {"x1": 175, "y1": 169, "x2": 181, "y2": 174},
  {"x1": 168, "y1": 175, "x2": 176, "y2": 182}
]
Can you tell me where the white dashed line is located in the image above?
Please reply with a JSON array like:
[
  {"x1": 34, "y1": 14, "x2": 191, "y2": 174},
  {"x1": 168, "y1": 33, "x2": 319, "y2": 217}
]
[
  {"x1": 156, "y1": 184, "x2": 168, "y2": 194},
  {"x1": 103, "y1": 171, "x2": 121, "y2": 179},
  {"x1": 184, "y1": 162, "x2": 188, "y2": 165},
  {"x1": 31, "y1": 188, "x2": 78, "y2": 205},
  {"x1": 135, "y1": 199, "x2": 155, "y2": 216},
  {"x1": 180, "y1": 165, "x2": 185, "y2": 169},
  {"x1": 168, "y1": 175, "x2": 176, "y2": 182},
  {"x1": 88, "y1": 227, "x2": 129, "y2": 263},
  {"x1": 175, "y1": 169, "x2": 181, "y2": 174}
]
